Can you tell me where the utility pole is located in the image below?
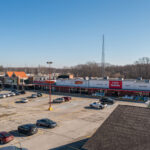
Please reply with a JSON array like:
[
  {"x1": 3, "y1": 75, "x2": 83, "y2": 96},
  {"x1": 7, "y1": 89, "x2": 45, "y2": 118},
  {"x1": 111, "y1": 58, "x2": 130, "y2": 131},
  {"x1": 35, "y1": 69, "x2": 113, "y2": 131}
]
[{"x1": 101, "y1": 34, "x2": 105, "y2": 78}]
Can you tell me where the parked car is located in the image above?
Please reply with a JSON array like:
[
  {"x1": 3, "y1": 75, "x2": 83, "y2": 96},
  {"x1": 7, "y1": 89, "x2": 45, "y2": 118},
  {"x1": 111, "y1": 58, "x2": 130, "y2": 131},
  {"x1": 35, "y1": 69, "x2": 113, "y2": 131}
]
[
  {"x1": 5, "y1": 93, "x2": 11, "y2": 97},
  {"x1": 0, "y1": 132, "x2": 14, "y2": 144},
  {"x1": 36, "y1": 118, "x2": 57, "y2": 128},
  {"x1": 0, "y1": 146, "x2": 28, "y2": 150},
  {"x1": 31, "y1": 94, "x2": 37, "y2": 98},
  {"x1": 0, "y1": 94, "x2": 6, "y2": 98},
  {"x1": 92, "y1": 92, "x2": 105, "y2": 97},
  {"x1": 37, "y1": 92, "x2": 42, "y2": 97},
  {"x1": 53, "y1": 98, "x2": 65, "y2": 103},
  {"x1": 20, "y1": 98, "x2": 28, "y2": 103},
  {"x1": 11, "y1": 89, "x2": 17, "y2": 92},
  {"x1": 121, "y1": 95, "x2": 134, "y2": 100},
  {"x1": 15, "y1": 91, "x2": 21, "y2": 95},
  {"x1": 89, "y1": 102, "x2": 104, "y2": 109},
  {"x1": 62, "y1": 96, "x2": 72, "y2": 102},
  {"x1": 100, "y1": 97, "x2": 114, "y2": 104},
  {"x1": 18, "y1": 124, "x2": 38, "y2": 136},
  {"x1": 9, "y1": 92, "x2": 15, "y2": 96},
  {"x1": 20, "y1": 90, "x2": 26, "y2": 94}
]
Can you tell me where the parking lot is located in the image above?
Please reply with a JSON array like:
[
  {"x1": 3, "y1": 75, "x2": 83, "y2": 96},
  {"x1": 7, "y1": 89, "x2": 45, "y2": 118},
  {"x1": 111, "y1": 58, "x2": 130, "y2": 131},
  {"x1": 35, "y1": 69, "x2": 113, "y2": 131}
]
[{"x1": 0, "y1": 90, "x2": 146, "y2": 150}]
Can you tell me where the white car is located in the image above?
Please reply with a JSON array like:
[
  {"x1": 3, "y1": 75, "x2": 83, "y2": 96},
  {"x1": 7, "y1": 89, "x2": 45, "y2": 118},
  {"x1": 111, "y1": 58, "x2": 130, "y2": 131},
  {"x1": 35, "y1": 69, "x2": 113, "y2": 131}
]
[
  {"x1": 145, "y1": 100, "x2": 150, "y2": 108},
  {"x1": 20, "y1": 98, "x2": 28, "y2": 103},
  {"x1": 53, "y1": 98, "x2": 65, "y2": 103},
  {"x1": 8, "y1": 92, "x2": 15, "y2": 96},
  {"x1": 5, "y1": 93, "x2": 11, "y2": 97},
  {"x1": 10, "y1": 92, "x2": 16, "y2": 96},
  {"x1": 0, "y1": 94, "x2": 6, "y2": 98},
  {"x1": 89, "y1": 102, "x2": 104, "y2": 109}
]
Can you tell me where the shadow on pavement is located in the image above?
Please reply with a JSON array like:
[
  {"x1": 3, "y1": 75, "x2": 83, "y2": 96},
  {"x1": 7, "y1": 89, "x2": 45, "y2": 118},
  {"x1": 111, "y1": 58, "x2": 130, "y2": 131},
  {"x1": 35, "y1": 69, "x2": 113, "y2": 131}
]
[{"x1": 84, "y1": 106, "x2": 101, "y2": 110}]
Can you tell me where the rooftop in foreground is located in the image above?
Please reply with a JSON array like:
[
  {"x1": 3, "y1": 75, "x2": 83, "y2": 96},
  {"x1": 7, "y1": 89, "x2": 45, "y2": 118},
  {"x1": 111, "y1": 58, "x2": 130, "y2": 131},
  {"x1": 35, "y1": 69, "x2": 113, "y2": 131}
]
[{"x1": 82, "y1": 105, "x2": 150, "y2": 150}]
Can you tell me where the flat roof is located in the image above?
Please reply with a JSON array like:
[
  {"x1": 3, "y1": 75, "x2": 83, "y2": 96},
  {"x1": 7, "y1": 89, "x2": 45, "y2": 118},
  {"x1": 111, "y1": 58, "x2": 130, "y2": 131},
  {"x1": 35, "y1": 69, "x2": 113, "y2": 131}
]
[{"x1": 82, "y1": 105, "x2": 150, "y2": 150}]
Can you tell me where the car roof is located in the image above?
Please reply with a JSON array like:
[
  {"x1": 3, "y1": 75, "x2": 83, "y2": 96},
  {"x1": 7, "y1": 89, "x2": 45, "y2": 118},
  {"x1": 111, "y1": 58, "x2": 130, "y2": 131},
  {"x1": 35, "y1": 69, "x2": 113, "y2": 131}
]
[
  {"x1": 20, "y1": 124, "x2": 35, "y2": 127},
  {"x1": 55, "y1": 98, "x2": 63, "y2": 100},
  {"x1": 0, "y1": 146, "x2": 28, "y2": 150},
  {"x1": 102, "y1": 97, "x2": 113, "y2": 100},
  {"x1": 0, "y1": 132, "x2": 11, "y2": 138},
  {"x1": 0, "y1": 146, "x2": 16, "y2": 150},
  {"x1": 0, "y1": 132, "x2": 9, "y2": 135},
  {"x1": 40, "y1": 118, "x2": 52, "y2": 121}
]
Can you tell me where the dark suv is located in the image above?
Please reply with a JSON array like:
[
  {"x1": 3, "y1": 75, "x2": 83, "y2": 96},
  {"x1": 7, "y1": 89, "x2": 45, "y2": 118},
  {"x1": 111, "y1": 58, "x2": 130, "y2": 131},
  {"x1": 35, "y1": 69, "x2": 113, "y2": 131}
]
[
  {"x1": 20, "y1": 90, "x2": 26, "y2": 94},
  {"x1": 18, "y1": 124, "x2": 38, "y2": 136},
  {"x1": 100, "y1": 97, "x2": 114, "y2": 105}
]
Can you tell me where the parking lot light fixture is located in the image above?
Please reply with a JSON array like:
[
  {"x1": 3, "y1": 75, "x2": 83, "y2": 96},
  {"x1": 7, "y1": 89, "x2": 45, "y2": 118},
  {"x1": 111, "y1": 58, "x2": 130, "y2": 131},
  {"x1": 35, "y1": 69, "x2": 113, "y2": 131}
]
[{"x1": 47, "y1": 61, "x2": 53, "y2": 111}]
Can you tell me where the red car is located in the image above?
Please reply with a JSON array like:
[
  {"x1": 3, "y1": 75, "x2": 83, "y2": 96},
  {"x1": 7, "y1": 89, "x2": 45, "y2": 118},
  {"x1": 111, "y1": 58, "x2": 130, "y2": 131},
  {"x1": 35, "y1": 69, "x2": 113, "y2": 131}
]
[
  {"x1": 0, "y1": 132, "x2": 14, "y2": 144},
  {"x1": 62, "y1": 97, "x2": 72, "y2": 102}
]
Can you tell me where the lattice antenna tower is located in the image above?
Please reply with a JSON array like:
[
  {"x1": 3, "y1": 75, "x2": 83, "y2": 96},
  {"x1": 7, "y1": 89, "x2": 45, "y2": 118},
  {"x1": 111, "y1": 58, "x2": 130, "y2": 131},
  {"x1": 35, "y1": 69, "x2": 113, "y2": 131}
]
[{"x1": 101, "y1": 34, "x2": 105, "y2": 77}]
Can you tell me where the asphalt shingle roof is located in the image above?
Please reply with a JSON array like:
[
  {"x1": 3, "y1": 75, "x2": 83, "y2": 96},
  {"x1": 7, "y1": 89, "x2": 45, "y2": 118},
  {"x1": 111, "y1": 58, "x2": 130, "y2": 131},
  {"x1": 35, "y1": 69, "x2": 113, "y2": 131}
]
[
  {"x1": 82, "y1": 105, "x2": 150, "y2": 150},
  {"x1": 7, "y1": 71, "x2": 27, "y2": 78}
]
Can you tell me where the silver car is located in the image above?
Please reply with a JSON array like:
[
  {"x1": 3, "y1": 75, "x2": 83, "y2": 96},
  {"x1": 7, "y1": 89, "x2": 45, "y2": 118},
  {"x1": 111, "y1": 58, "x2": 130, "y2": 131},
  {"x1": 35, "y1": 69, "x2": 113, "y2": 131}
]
[
  {"x1": 36, "y1": 118, "x2": 57, "y2": 128},
  {"x1": 0, "y1": 94, "x2": 6, "y2": 98},
  {"x1": 20, "y1": 98, "x2": 28, "y2": 103},
  {"x1": 31, "y1": 94, "x2": 37, "y2": 98},
  {"x1": 5, "y1": 93, "x2": 11, "y2": 97},
  {"x1": 53, "y1": 98, "x2": 65, "y2": 103},
  {"x1": 9, "y1": 92, "x2": 16, "y2": 96}
]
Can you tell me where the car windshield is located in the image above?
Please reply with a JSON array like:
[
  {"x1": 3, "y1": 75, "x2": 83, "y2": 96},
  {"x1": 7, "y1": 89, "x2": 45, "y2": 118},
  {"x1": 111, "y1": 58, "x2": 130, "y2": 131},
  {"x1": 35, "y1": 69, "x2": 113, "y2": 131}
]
[
  {"x1": 23, "y1": 126, "x2": 30, "y2": 130},
  {"x1": 23, "y1": 124, "x2": 34, "y2": 129},
  {"x1": 3, "y1": 132, "x2": 11, "y2": 137},
  {"x1": 44, "y1": 119, "x2": 54, "y2": 123},
  {"x1": 108, "y1": 98, "x2": 113, "y2": 101}
]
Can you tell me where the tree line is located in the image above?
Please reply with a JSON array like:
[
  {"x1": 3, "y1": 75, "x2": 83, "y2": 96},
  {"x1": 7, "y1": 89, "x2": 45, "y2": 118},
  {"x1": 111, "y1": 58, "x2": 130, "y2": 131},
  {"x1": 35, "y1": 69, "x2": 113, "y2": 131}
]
[{"x1": 1, "y1": 57, "x2": 150, "y2": 79}]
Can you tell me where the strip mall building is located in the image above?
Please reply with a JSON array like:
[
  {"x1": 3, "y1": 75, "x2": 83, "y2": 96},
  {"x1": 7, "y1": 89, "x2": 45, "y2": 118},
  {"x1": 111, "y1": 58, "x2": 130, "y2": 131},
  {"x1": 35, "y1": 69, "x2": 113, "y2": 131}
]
[{"x1": 34, "y1": 78, "x2": 150, "y2": 97}]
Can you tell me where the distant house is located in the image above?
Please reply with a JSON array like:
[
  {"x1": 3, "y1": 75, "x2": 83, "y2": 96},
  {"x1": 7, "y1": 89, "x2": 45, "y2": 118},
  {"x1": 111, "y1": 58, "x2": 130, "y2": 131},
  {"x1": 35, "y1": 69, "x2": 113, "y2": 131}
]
[
  {"x1": 0, "y1": 72, "x2": 5, "y2": 86},
  {"x1": 4, "y1": 71, "x2": 28, "y2": 86},
  {"x1": 82, "y1": 105, "x2": 150, "y2": 150}
]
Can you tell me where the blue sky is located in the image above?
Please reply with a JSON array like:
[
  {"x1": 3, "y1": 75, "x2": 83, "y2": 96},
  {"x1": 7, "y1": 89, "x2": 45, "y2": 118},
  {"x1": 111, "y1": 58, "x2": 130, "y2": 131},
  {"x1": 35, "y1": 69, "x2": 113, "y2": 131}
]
[{"x1": 0, "y1": 0, "x2": 150, "y2": 68}]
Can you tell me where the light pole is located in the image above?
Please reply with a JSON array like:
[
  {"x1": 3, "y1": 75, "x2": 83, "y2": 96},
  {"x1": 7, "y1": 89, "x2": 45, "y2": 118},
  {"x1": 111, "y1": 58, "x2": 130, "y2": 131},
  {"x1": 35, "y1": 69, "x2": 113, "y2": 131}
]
[{"x1": 47, "y1": 61, "x2": 53, "y2": 111}]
